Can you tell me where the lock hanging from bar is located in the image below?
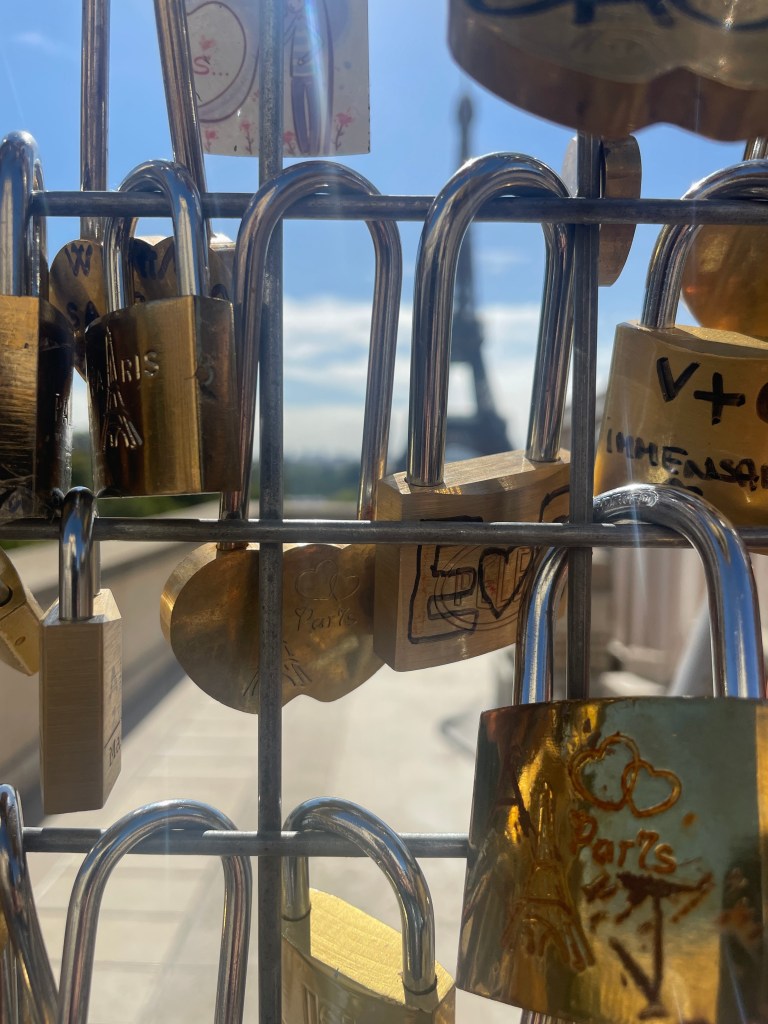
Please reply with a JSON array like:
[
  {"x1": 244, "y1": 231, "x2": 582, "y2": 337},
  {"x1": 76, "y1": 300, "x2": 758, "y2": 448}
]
[
  {"x1": 282, "y1": 797, "x2": 455, "y2": 1023},
  {"x1": 374, "y1": 152, "x2": 573, "y2": 671},
  {"x1": 84, "y1": 159, "x2": 240, "y2": 497},
  {"x1": 457, "y1": 483, "x2": 767, "y2": 1024}
]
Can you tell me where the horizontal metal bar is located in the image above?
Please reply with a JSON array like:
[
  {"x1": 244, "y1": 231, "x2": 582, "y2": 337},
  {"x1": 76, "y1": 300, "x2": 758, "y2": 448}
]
[
  {"x1": 4, "y1": 517, "x2": 768, "y2": 547},
  {"x1": 33, "y1": 191, "x2": 768, "y2": 226},
  {"x1": 23, "y1": 827, "x2": 468, "y2": 858}
]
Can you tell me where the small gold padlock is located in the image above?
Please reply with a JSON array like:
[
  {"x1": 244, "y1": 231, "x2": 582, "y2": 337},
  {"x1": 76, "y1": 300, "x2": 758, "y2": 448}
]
[
  {"x1": 374, "y1": 152, "x2": 572, "y2": 671},
  {"x1": 40, "y1": 488, "x2": 121, "y2": 814},
  {"x1": 283, "y1": 797, "x2": 455, "y2": 1023},
  {"x1": 84, "y1": 159, "x2": 239, "y2": 497},
  {"x1": 0, "y1": 131, "x2": 73, "y2": 522},
  {"x1": 0, "y1": 549, "x2": 44, "y2": 676},
  {"x1": 458, "y1": 484, "x2": 767, "y2": 1024},
  {"x1": 595, "y1": 158, "x2": 768, "y2": 526}
]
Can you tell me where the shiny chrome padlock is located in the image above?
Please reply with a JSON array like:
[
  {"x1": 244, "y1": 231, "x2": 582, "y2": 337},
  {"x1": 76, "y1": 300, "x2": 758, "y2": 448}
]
[
  {"x1": 595, "y1": 159, "x2": 768, "y2": 528},
  {"x1": 40, "y1": 488, "x2": 122, "y2": 814},
  {"x1": 162, "y1": 160, "x2": 401, "y2": 711},
  {"x1": 57, "y1": 799, "x2": 251, "y2": 1024},
  {"x1": 0, "y1": 131, "x2": 73, "y2": 521},
  {"x1": 374, "y1": 152, "x2": 572, "y2": 671},
  {"x1": 458, "y1": 484, "x2": 767, "y2": 1024},
  {"x1": 84, "y1": 159, "x2": 239, "y2": 496},
  {"x1": 283, "y1": 797, "x2": 455, "y2": 1023}
]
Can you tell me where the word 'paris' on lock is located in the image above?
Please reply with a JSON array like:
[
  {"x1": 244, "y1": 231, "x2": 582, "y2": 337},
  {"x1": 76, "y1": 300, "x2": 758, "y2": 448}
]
[
  {"x1": 374, "y1": 152, "x2": 573, "y2": 672},
  {"x1": 161, "y1": 161, "x2": 402, "y2": 712},
  {"x1": 40, "y1": 488, "x2": 121, "y2": 815},
  {"x1": 83, "y1": 159, "x2": 239, "y2": 497},
  {"x1": 458, "y1": 483, "x2": 767, "y2": 1024},
  {"x1": 595, "y1": 158, "x2": 768, "y2": 525},
  {"x1": 0, "y1": 131, "x2": 73, "y2": 522},
  {"x1": 282, "y1": 797, "x2": 455, "y2": 1024}
]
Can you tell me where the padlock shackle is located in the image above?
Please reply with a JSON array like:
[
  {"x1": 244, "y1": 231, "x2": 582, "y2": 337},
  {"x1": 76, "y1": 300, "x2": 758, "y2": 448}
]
[
  {"x1": 642, "y1": 159, "x2": 768, "y2": 330},
  {"x1": 104, "y1": 159, "x2": 209, "y2": 311},
  {"x1": 0, "y1": 131, "x2": 45, "y2": 298},
  {"x1": 59, "y1": 488, "x2": 98, "y2": 623},
  {"x1": 282, "y1": 797, "x2": 438, "y2": 997},
  {"x1": 0, "y1": 786, "x2": 58, "y2": 1024},
  {"x1": 515, "y1": 485, "x2": 765, "y2": 702},
  {"x1": 57, "y1": 800, "x2": 252, "y2": 1024},
  {"x1": 80, "y1": 0, "x2": 109, "y2": 242},
  {"x1": 227, "y1": 162, "x2": 402, "y2": 524},
  {"x1": 407, "y1": 152, "x2": 573, "y2": 487}
]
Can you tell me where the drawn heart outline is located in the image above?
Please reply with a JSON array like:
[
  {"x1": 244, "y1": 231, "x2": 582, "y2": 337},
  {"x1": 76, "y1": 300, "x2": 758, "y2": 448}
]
[
  {"x1": 569, "y1": 734, "x2": 641, "y2": 812},
  {"x1": 622, "y1": 758, "x2": 682, "y2": 819}
]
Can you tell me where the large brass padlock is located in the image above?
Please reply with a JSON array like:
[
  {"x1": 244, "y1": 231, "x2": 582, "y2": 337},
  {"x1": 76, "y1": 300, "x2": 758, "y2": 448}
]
[
  {"x1": 374, "y1": 152, "x2": 572, "y2": 671},
  {"x1": 0, "y1": 131, "x2": 73, "y2": 522},
  {"x1": 595, "y1": 158, "x2": 768, "y2": 526},
  {"x1": 84, "y1": 159, "x2": 239, "y2": 496},
  {"x1": 282, "y1": 797, "x2": 455, "y2": 1023},
  {"x1": 40, "y1": 488, "x2": 122, "y2": 814},
  {"x1": 458, "y1": 484, "x2": 767, "y2": 1024}
]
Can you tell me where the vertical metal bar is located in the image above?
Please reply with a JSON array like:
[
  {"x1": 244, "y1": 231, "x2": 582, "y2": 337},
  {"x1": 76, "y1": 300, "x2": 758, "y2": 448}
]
[
  {"x1": 80, "y1": 0, "x2": 109, "y2": 241},
  {"x1": 257, "y1": 0, "x2": 284, "y2": 1023},
  {"x1": 566, "y1": 133, "x2": 600, "y2": 700}
]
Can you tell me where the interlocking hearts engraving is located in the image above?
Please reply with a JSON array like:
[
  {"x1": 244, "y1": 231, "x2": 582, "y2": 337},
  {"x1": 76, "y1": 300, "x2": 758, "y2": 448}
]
[{"x1": 570, "y1": 734, "x2": 682, "y2": 819}]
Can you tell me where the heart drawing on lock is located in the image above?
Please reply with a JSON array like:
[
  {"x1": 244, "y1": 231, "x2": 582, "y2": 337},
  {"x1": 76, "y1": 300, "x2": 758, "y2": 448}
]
[
  {"x1": 186, "y1": 1, "x2": 254, "y2": 122},
  {"x1": 295, "y1": 557, "x2": 360, "y2": 603},
  {"x1": 569, "y1": 733, "x2": 682, "y2": 818},
  {"x1": 477, "y1": 546, "x2": 532, "y2": 620}
]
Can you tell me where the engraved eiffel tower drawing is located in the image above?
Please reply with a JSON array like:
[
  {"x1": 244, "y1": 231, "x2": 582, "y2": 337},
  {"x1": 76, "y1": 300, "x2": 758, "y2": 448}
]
[
  {"x1": 504, "y1": 783, "x2": 594, "y2": 972},
  {"x1": 101, "y1": 330, "x2": 143, "y2": 451}
]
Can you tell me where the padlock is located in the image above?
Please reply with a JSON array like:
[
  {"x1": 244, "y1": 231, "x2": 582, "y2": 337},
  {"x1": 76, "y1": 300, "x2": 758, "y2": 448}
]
[
  {"x1": 57, "y1": 799, "x2": 251, "y2": 1024},
  {"x1": 374, "y1": 152, "x2": 572, "y2": 671},
  {"x1": 448, "y1": 0, "x2": 768, "y2": 140},
  {"x1": 594, "y1": 157, "x2": 768, "y2": 526},
  {"x1": 458, "y1": 483, "x2": 767, "y2": 1024},
  {"x1": 0, "y1": 131, "x2": 73, "y2": 522},
  {"x1": 161, "y1": 160, "x2": 402, "y2": 710},
  {"x1": 282, "y1": 797, "x2": 455, "y2": 1023},
  {"x1": 39, "y1": 487, "x2": 122, "y2": 814},
  {"x1": 0, "y1": 786, "x2": 57, "y2": 1024},
  {"x1": 0, "y1": 549, "x2": 44, "y2": 676},
  {"x1": 84, "y1": 159, "x2": 239, "y2": 496}
]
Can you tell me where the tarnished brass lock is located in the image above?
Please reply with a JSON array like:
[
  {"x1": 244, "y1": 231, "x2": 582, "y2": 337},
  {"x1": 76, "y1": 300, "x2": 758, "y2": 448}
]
[
  {"x1": 374, "y1": 152, "x2": 572, "y2": 672},
  {"x1": 161, "y1": 160, "x2": 401, "y2": 711},
  {"x1": 0, "y1": 549, "x2": 44, "y2": 676},
  {"x1": 595, "y1": 158, "x2": 768, "y2": 527},
  {"x1": 57, "y1": 799, "x2": 251, "y2": 1024},
  {"x1": 282, "y1": 797, "x2": 455, "y2": 1023},
  {"x1": 40, "y1": 488, "x2": 121, "y2": 814},
  {"x1": 0, "y1": 131, "x2": 73, "y2": 522},
  {"x1": 84, "y1": 159, "x2": 239, "y2": 496},
  {"x1": 458, "y1": 484, "x2": 767, "y2": 1024}
]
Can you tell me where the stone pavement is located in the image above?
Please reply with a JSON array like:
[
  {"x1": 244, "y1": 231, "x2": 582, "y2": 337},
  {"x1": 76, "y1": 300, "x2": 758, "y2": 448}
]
[{"x1": 28, "y1": 653, "x2": 519, "y2": 1023}]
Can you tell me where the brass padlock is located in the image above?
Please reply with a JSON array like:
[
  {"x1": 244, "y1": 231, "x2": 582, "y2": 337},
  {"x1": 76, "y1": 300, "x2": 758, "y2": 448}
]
[
  {"x1": 458, "y1": 483, "x2": 767, "y2": 1024},
  {"x1": 161, "y1": 160, "x2": 401, "y2": 710},
  {"x1": 595, "y1": 158, "x2": 768, "y2": 526},
  {"x1": 283, "y1": 797, "x2": 455, "y2": 1023},
  {"x1": 84, "y1": 159, "x2": 239, "y2": 496},
  {"x1": 40, "y1": 488, "x2": 121, "y2": 814},
  {"x1": 0, "y1": 549, "x2": 43, "y2": 677},
  {"x1": 57, "y1": 799, "x2": 251, "y2": 1024},
  {"x1": 374, "y1": 152, "x2": 572, "y2": 671},
  {"x1": 0, "y1": 131, "x2": 73, "y2": 522}
]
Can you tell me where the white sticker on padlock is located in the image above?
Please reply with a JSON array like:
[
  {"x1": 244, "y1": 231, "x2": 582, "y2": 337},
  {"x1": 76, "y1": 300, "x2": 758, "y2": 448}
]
[{"x1": 184, "y1": 0, "x2": 370, "y2": 157}]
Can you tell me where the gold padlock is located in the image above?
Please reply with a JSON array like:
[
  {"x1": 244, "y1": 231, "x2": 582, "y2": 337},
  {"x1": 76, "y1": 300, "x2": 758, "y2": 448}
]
[
  {"x1": 84, "y1": 159, "x2": 239, "y2": 497},
  {"x1": 283, "y1": 797, "x2": 455, "y2": 1023},
  {"x1": 374, "y1": 152, "x2": 572, "y2": 672},
  {"x1": 0, "y1": 131, "x2": 73, "y2": 522},
  {"x1": 458, "y1": 484, "x2": 767, "y2": 1024},
  {"x1": 40, "y1": 488, "x2": 122, "y2": 814},
  {"x1": 161, "y1": 160, "x2": 401, "y2": 710},
  {"x1": 595, "y1": 158, "x2": 768, "y2": 526},
  {"x1": 0, "y1": 549, "x2": 44, "y2": 676}
]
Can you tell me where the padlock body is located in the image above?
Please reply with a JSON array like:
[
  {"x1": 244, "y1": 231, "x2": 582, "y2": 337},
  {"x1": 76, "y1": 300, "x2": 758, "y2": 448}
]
[
  {"x1": 39, "y1": 590, "x2": 122, "y2": 814},
  {"x1": 595, "y1": 322, "x2": 768, "y2": 526},
  {"x1": 0, "y1": 572, "x2": 43, "y2": 676},
  {"x1": 373, "y1": 451, "x2": 569, "y2": 670},
  {"x1": 0, "y1": 296, "x2": 73, "y2": 521},
  {"x1": 84, "y1": 294, "x2": 239, "y2": 496},
  {"x1": 282, "y1": 889, "x2": 455, "y2": 1023},
  {"x1": 458, "y1": 697, "x2": 768, "y2": 1024}
]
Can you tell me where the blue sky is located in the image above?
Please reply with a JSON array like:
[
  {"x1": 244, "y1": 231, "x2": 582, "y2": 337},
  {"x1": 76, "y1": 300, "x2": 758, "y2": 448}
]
[{"x1": 0, "y1": 2, "x2": 748, "y2": 460}]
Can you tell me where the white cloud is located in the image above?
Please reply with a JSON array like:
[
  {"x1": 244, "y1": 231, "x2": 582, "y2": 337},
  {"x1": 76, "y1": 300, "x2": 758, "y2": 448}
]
[
  {"x1": 476, "y1": 247, "x2": 531, "y2": 274},
  {"x1": 12, "y1": 32, "x2": 66, "y2": 57}
]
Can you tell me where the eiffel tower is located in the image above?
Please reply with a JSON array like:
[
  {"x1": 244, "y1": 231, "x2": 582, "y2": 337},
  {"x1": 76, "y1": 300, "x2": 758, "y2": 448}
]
[{"x1": 445, "y1": 94, "x2": 511, "y2": 460}]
